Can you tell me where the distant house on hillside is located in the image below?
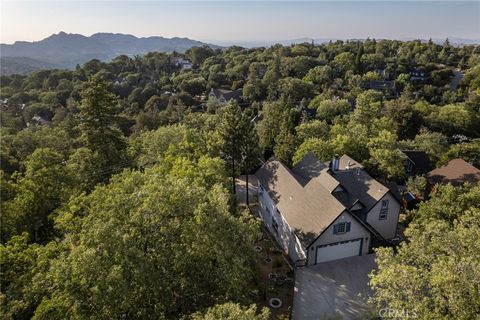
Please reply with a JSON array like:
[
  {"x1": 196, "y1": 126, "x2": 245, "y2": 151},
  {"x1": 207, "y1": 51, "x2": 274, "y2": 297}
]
[
  {"x1": 172, "y1": 57, "x2": 193, "y2": 69},
  {"x1": 426, "y1": 159, "x2": 480, "y2": 188},
  {"x1": 366, "y1": 80, "x2": 395, "y2": 91},
  {"x1": 28, "y1": 115, "x2": 51, "y2": 127},
  {"x1": 402, "y1": 150, "x2": 429, "y2": 176},
  {"x1": 407, "y1": 67, "x2": 427, "y2": 81},
  {"x1": 366, "y1": 80, "x2": 396, "y2": 96},
  {"x1": 255, "y1": 153, "x2": 401, "y2": 265},
  {"x1": 209, "y1": 88, "x2": 243, "y2": 103}
]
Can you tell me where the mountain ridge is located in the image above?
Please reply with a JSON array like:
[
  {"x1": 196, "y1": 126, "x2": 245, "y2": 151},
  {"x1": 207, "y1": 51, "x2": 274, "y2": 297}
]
[{"x1": 1, "y1": 32, "x2": 220, "y2": 74}]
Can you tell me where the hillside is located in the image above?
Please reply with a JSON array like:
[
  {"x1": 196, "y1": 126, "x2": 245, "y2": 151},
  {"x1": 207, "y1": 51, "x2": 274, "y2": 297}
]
[{"x1": 0, "y1": 32, "x2": 220, "y2": 74}]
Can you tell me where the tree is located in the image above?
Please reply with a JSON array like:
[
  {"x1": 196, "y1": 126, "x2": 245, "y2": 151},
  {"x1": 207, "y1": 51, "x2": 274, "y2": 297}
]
[
  {"x1": 303, "y1": 65, "x2": 334, "y2": 87},
  {"x1": 384, "y1": 97, "x2": 423, "y2": 139},
  {"x1": 277, "y1": 77, "x2": 314, "y2": 105},
  {"x1": 239, "y1": 115, "x2": 261, "y2": 205},
  {"x1": 35, "y1": 165, "x2": 259, "y2": 319},
  {"x1": 0, "y1": 233, "x2": 63, "y2": 320},
  {"x1": 426, "y1": 103, "x2": 480, "y2": 137},
  {"x1": 439, "y1": 139, "x2": 480, "y2": 168},
  {"x1": 77, "y1": 75, "x2": 128, "y2": 182},
  {"x1": 189, "y1": 303, "x2": 270, "y2": 320},
  {"x1": 413, "y1": 129, "x2": 449, "y2": 164},
  {"x1": 370, "y1": 184, "x2": 480, "y2": 320},
  {"x1": 256, "y1": 101, "x2": 288, "y2": 151},
  {"x1": 330, "y1": 119, "x2": 370, "y2": 162},
  {"x1": 295, "y1": 119, "x2": 330, "y2": 143},
  {"x1": 186, "y1": 46, "x2": 215, "y2": 65},
  {"x1": 274, "y1": 117, "x2": 297, "y2": 166},
  {"x1": 293, "y1": 138, "x2": 335, "y2": 165},
  {"x1": 333, "y1": 52, "x2": 355, "y2": 74},
  {"x1": 311, "y1": 98, "x2": 351, "y2": 124},
  {"x1": 217, "y1": 102, "x2": 245, "y2": 194},
  {"x1": 367, "y1": 130, "x2": 406, "y2": 181},
  {"x1": 406, "y1": 175, "x2": 427, "y2": 198},
  {"x1": 353, "y1": 90, "x2": 384, "y2": 126},
  {"x1": 1, "y1": 148, "x2": 72, "y2": 242}
]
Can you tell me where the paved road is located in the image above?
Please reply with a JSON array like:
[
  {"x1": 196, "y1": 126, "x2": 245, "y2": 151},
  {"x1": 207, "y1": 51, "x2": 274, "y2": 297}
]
[{"x1": 292, "y1": 254, "x2": 376, "y2": 320}]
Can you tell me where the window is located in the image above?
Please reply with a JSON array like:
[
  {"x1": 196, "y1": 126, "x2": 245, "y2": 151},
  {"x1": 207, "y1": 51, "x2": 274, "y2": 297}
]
[
  {"x1": 406, "y1": 160, "x2": 413, "y2": 173},
  {"x1": 271, "y1": 217, "x2": 279, "y2": 234},
  {"x1": 379, "y1": 200, "x2": 389, "y2": 220},
  {"x1": 333, "y1": 222, "x2": 351, "y2": 235}
]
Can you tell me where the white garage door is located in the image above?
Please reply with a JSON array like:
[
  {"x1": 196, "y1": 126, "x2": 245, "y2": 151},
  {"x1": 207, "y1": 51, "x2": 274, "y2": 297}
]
[{"x1": 315, "y1": 239, "x2": 362, "y2": 264}]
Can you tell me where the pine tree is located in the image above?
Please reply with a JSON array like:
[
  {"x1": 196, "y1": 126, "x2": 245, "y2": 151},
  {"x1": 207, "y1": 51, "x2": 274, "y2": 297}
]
[
  {"x1": 217, "y1": 101, "x2": 244, "y2": 194},
  {"x1": 77, "y1": 75, "x2": 127, "y2": 181},
  {"x1": 239, "y1": 114, "x2": 261, "y2": 205}
]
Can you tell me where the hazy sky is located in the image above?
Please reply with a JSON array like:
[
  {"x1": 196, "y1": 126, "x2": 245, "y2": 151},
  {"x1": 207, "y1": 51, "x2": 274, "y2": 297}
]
[{"x1": 1, "y1": 1, "x2": 479, "y2": 44}]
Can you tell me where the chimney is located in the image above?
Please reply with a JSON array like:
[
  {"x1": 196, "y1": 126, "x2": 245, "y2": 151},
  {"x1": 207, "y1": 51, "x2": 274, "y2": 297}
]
[
  {"x1": 332, "y1": 154, "x2": 340, "y2": 172},
  {"x1": 346, "y1": 160, "x2": 351, "y2": 170}
]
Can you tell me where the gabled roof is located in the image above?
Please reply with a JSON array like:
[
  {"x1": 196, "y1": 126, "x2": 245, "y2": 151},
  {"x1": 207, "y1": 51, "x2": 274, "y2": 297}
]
[
  {"x1": 427, "y1": 159, "x2": 480, "y2": 186},
  {"x1": 402, "y1": 150, "x2": 429, "y2": 174},
  {"x1": 256, "y1": 153, "x2": 394, "y2": 247},
  {"x1": 210, "y1": 88, "x2": 243, "y2": 101},
  {"x1": 333, "y1": 169, "x2": 388, "y2": 210},
  {"x1": 256, "y1": 158, "x2": 345, "y2": 247}
]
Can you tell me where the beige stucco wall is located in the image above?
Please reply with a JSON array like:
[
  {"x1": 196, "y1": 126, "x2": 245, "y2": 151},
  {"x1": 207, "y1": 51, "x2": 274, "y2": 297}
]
[
  {"x1": 366, "y1": 192, "x2": 400, "y2": 240},
  {"x1": 306, "y1": 211, "x2": 371, "y2": 266}
]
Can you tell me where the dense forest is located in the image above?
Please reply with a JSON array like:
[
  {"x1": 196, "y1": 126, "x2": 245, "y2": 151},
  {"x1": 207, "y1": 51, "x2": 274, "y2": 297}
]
[{"x1": 1, "y1": 39, "x2": 480, "y2": 319}]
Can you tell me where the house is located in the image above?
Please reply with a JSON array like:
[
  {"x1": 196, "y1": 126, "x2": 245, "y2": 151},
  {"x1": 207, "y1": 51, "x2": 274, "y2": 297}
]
[
  {"x1": 402, "y1": 150, "x2": 429, "y2": 176},
  {"x1": 209, "y1": 88, "x2": 243, "y2": 103},
  {"x1": 255, "y1": 153, "x2": 401, "y2": 265},
  {"x1": 426, "y1": 159, "x2": 480, "y2": 187},
  {"x1": 365, "y1": 80, "x2": 396, "y2": 95},
  {"x1": 172, "y1": 57, "x2": 193, "y2": 69},
  {"x1": 28, "y1": 115, "x2": 51, "y2": 127},
  {"x1": 407, "y1": 67, "x2": 427, "y2": 81}
]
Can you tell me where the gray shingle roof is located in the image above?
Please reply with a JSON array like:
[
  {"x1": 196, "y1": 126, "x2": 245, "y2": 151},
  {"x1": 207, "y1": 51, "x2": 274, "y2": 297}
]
[
  {"x1": 256, "y1": 158, "x2": 345, "y2": 247},
  {"x1": 256, "y1": 153, "x2": 392, "y2": 247}
]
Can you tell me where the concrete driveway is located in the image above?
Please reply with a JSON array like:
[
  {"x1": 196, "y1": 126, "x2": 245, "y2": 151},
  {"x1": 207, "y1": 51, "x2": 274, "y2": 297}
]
[
  {"x1": 292, "y1": 254, "x2": 376, "y2": 320},
  {"x1": 235, "y1": 174, "x2": 258, "y2": 204}
]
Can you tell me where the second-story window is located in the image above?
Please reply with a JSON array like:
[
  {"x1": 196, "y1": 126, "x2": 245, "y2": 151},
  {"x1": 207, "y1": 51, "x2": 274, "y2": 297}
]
[
  {"x1": 333, "y1": 222, "x2": 351, "y2": 234},
  {"x1": 379, "y1": 200, "x2": 389, "y2": 220}
]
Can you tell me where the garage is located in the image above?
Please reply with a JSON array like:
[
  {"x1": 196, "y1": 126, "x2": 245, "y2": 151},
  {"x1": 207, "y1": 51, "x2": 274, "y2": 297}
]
[{"x1": 315, "y1": 239, "x2": 362, "y2": 264}]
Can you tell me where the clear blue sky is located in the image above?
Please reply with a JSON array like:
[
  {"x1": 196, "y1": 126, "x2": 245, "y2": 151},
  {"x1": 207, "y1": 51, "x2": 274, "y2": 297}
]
[{"x1": 1, "y1": 1, "x2": 479, "y2": 44}]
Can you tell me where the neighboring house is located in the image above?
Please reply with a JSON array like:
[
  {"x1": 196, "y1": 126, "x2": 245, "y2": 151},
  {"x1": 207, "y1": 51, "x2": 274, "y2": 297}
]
[
  {"x1": 172, "y1": 57, "x2": 193, "y2": 69},
  {"x1": 366, "y1": 80, "x2": 396, "y2": 95},
  {"x1": 209, "y1": 88, "x2": 243, "y2": 103},
  {"x1": 402, "y1": 150, "x2": 429, "y2": 176},
  {"x1": 28, "y1": 115, "x2": 51, "y2": 127},
  {"x1": 255, "y1": 153, "x2": 401, "y2": 265},
  {"x1": 426, "y1": 159, "x2": 480, "y2": 187},
  {"x1": 407, "y1": 67, "x2": 427, "y2": 81},
  {"x1": 374, "y1": 68, "x2": 390, "y2": 79}
]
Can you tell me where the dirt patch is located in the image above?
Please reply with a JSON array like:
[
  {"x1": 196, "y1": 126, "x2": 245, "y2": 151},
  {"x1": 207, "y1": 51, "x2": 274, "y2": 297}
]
[{"x1": 253, "y1": 228, "x2": 294, "y2": 319}]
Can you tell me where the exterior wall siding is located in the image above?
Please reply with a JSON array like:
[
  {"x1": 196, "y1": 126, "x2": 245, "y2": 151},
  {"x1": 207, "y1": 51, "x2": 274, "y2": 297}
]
[
  {"x1": 366, "y1": 192, "x2": 400, "y2": 240},
  {"x1": 306, "y1": 211, "x2": 371, "y2": 266},
  {"x1": 258, "y1": 183, "x2": 306, "y2": 263}
]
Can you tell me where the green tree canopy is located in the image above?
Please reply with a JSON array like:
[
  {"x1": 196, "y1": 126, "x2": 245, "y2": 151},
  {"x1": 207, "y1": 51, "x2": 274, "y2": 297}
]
[{"x1": 371, "y1": 184, "x2": 480, "y2": 320}]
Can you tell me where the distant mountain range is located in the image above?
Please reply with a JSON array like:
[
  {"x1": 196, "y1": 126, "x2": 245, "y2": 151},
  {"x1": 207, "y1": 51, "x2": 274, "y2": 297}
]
[
  {"x1": 213, "y1": 37, "x2": 480, "y2": 48},
  {"x1": 2, "y1": 32, "x2": 479, "y2": 75},
  {"x1": 1, "y1": 32, "x2": 220, "y2": 75}
]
